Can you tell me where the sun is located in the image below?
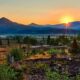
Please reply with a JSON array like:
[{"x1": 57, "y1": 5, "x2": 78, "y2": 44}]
[{"x1": 60, "y1": 16, "x2": 74, "y2": 24}]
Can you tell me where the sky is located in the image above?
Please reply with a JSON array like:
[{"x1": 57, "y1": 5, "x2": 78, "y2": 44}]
[{"x1": 0, "y1": 0, "x2": 80, "y2": 24}]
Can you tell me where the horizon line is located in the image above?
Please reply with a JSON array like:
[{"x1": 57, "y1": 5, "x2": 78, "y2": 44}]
[{"x1": 0, "y1": 17, "x2": 80, "y2": 25}]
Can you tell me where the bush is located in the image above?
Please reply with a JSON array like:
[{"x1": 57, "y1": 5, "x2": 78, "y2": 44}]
[
  {"x1": 0, "y1": 65, "x2": 17, "y2": 80},
  {"x1": 8, "y1": 48, "x2": 24, "y2": 63}
]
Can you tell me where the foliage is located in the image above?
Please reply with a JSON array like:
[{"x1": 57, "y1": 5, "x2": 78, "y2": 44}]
[
  {"x1": 9, "y1": 48, "x2": 24, "y2": 62},
  {"x1": 47, "y1": 35, "x2": 51, "y2": 45},
  {"x1": 0, "y1": 38, "x2": 2, "y2": 45},
  {"x1": 14, "y1": 36, "x2": 23, "y2": 44},
  {"x1": 45, "y1": 68, "x2": 61, "y2": 80},
  {"x1": 47, "y1": 49, "x2": 60, "y2": 54},
  {"x1": 45, "y1": 67, "x2": 70, "y2": 80},
  {"x1": 23, "y1": 36, "x2": 38, "y2": 45},
  {"x1": 0, "y1": 65, "x2": 17, "y2": 80},
  {"x1": 76, "y1": 73, "x2": 80, "y2": 80},
  {"x1": 70, "y1": 38, "x2": 80, "y2": 54},
  {"x1": 31, "y1": 49, "x2": 39, "y2": 55},
  {"x1": 61, "y1": 73, "x2": 70, "y2": 80},
  {"x1": 57, "y1": 36, "x2": 70, "y2": 45},
  {"x1": 50, "y1": 38, "x2": 59, "y2": 46},
  {"x1": 34, "y1": 62, "x2": 48, "y2": 70}
]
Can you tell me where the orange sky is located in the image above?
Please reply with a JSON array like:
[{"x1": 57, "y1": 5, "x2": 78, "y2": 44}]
[
  {"x1": 9, "y1": 8, "x2": 80, "y2": 25},
  {"x1": 0, "y1": 0, "x2": 80, "y2": 24}
]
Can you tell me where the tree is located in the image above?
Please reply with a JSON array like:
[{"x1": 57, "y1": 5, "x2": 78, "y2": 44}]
[
  {"x1": 23, "y1": 36, "x2": 38, "y2": 56},
  {"x1": 70, "y1": 38, "x2": 80, "y2": 54},
  {"x1": 0, "y1": 65, "x2": 17, "y2": 80},
  {"x1": 23, "y1": 36, "x2": 37, "y2": 45},
  {"x1": 57, "y1": 36, "x2": 70, "y2": 46},
  {"x1": 7, "y1": 37, "x2": 10, "y2": 46},
  {"x1": 47, "y1": 35, "x2": 51, "y2": 45},
  {"x1": 14, "y1": 36, "x2": 23, "y2": 48},
  {"x1": 77, "y1": 35, "x2": 80, "y2": 41},
  {"x1": 49, "y1": 38, "x2": 59, "y2": 46},
  {"x1": 30, "y1": 38, "x2": 38, "y2": 45},
  {"x1": 0, "y1": 38, "x2": 2, "y2": 45}
]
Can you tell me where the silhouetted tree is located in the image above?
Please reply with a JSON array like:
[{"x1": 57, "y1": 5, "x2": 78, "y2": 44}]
[
  {"x1": 0, "y1": 38, "x2": 2, "y2": 45},
  {"x1": 49, "y1": 38, "x2": 58, "y2": 46},
  {"x1": 6, "y1": 37, "x2": 10, "y2": 46},
  {"x1": 23, "y1": 36, "x2": 31, "y2": 56},
  {"x1": 47, "y1": 35, "x2": 51, "y2": 45},
  {"x1": 57, "y1": 35, "x2": 70, "y2": 45},
  {"x1": 70, "y1": 38, "x2": 80, "y2": 54},
  {"x1": 23, "y1": 36, "x2": 37, "y2": 45},
  {"x1": 14, "y1": 36, "x2": 23, "y2": 48}
]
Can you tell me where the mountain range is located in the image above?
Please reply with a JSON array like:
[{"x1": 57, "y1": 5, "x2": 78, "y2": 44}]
[{"x1": 0, "y1": 17, "x2": 80, "y2": 35}]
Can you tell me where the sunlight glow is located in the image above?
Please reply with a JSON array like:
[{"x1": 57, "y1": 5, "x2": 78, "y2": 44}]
[{"x1": 60, "y1": 16, "x2": 74, "y2": 24}]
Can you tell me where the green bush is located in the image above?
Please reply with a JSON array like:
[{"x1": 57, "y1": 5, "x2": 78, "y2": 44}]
[
  {"x1": 0, "y1": 65, "x2": 17, "y2": 80},
  {"x1": 10, "y1": 48, "x2": 24, "y2": 62}
]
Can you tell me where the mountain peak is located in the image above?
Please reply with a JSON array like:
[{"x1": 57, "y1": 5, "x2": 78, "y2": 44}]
[
  {"x1": 29, "y1": 23, "x2": 39, "y2": 26},
  {"x1": 0, "y1": 17, "x2": 12, "y2": 24},
  {"x1": 0, "y1": 17, "x2": 10, "y2": 20},
  {"x1": 28, "y1": 23, "x2": 43, "y2": 27},
  {"x1": 1, "y1": 17, "x2": 8, "y2": 19}
]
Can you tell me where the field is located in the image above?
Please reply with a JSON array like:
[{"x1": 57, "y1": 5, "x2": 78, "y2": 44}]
[{"x1": 0, "y1": 35, "x2": 80, "y2": 80}]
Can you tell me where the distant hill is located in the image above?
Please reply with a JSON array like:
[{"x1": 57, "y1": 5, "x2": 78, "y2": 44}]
[{"x1": 0, "y1": 17, "x2": 80, "y2": 35}]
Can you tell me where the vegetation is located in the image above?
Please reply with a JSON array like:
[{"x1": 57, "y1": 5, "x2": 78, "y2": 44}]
[
  {"x1": 0, "y1": 65, "x2": 17, "y2": 80},
  {"x1": 8, "y1": 48, "x2": 24, "y2": 63},
  {"x1": 70, "y1": 38, "x2": 80, "y2": 54},
  {"x1": 0, "y1": 35, "x2": 80, "y2": 80},
  {"x1": 76, "y1": 73, "x2": 80, "y2": 80},
  {"x1": 45, "y1": 68, "x2": 61, "y2": 80},
  {"x1": 23, "y1": 36, "x2": 38, "y2": 45},
  {"x1": 47, "y1": 35, "x2": 51, "y2": 45},
  {"x1": 47, "y1": 48, "x2": 60, "y2": 54}
]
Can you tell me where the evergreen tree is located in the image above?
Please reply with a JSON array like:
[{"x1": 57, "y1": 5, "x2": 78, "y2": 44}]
[
  {"x1": 47, "y1": 35, "x2": 51, "y2": 45},
  {"x1": 70, "y1": 38, "x2": 80, "y2": 54}
]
